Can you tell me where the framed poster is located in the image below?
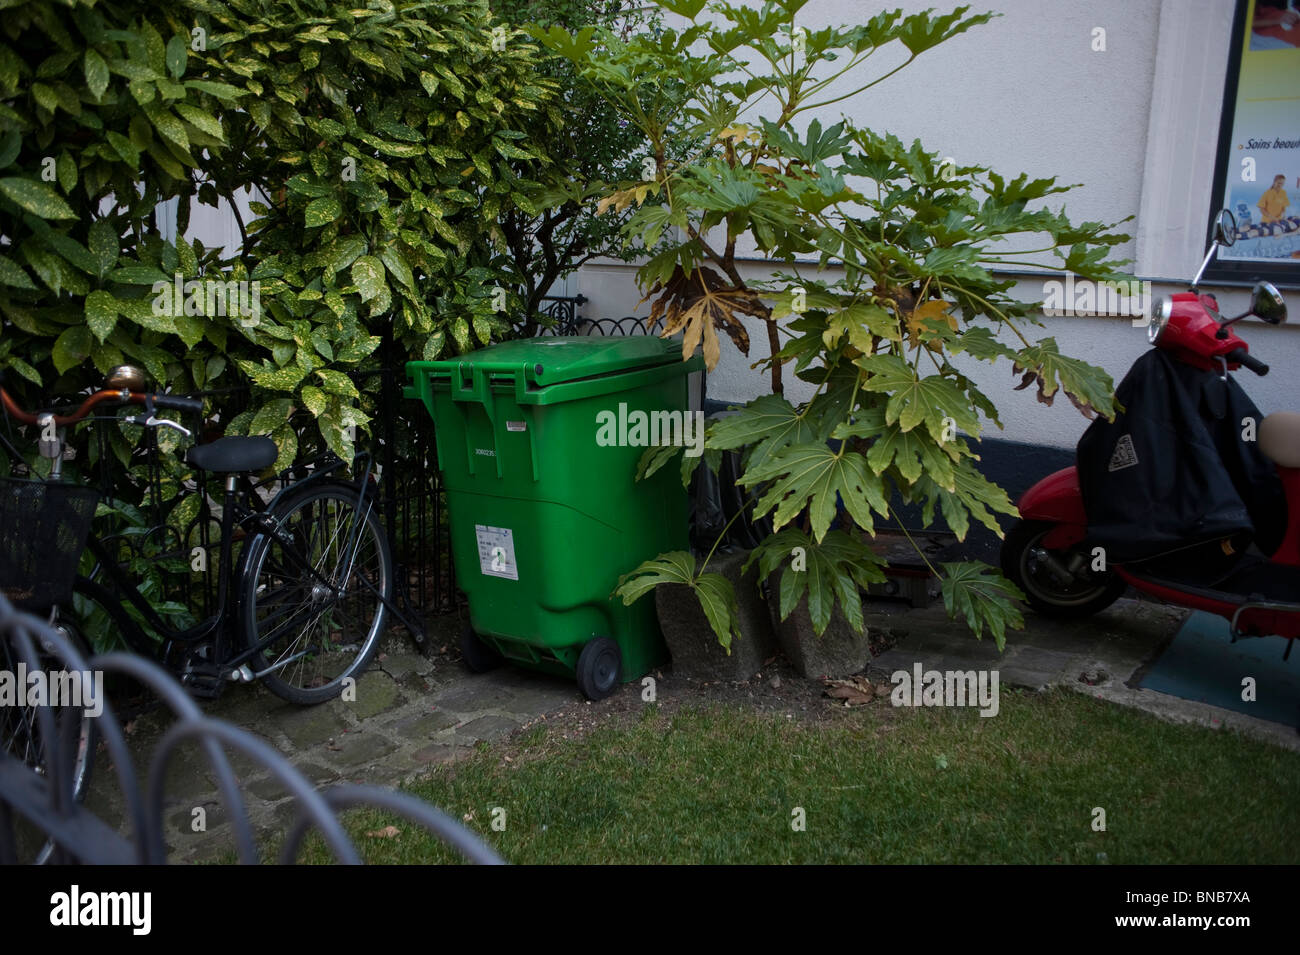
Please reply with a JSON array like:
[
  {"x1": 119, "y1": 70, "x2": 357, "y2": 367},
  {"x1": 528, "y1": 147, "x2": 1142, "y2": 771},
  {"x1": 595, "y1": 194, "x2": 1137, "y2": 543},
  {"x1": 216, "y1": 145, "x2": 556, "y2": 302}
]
[{"x1": 1205, "y1": 0, "x2": 1300, "y2": 287}]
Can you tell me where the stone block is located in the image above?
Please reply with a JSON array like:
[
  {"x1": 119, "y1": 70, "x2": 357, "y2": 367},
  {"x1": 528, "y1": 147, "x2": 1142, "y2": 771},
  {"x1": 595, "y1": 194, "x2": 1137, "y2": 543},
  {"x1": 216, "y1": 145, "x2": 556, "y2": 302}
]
[
  {"x1": 655, "y1": 548, "x2": 777, "y2": 682},
  {"x1": 767, "y1": 573, "x2": 870, "y2": 678}
]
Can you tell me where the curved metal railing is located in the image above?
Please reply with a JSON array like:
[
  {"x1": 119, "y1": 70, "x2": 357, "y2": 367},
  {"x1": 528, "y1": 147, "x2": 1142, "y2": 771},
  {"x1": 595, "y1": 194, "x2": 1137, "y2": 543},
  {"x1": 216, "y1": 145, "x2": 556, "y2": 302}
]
[{"x1": 0, "y1": 591, "x2": 503, "y2": 865}]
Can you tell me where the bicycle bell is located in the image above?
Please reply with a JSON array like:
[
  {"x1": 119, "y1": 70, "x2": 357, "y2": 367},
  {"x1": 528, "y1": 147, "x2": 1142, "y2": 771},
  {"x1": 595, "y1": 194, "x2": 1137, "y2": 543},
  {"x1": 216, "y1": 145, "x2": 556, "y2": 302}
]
[{"x1": 105, "y1": 365, "x2": 146, "y2": 392}]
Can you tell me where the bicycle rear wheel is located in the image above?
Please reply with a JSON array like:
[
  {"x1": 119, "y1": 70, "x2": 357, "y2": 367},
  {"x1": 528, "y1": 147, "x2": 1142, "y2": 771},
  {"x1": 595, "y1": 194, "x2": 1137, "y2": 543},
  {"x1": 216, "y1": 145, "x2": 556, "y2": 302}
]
[{"x1": 240, "y1": 482, "x2": 391, "y2": 705}]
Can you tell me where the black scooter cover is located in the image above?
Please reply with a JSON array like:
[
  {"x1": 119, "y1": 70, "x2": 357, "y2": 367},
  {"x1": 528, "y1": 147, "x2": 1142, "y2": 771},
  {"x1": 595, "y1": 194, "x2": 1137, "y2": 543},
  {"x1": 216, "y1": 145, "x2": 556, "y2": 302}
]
[{"x1": 1076, "y1": 348, "x2": 1286, "y2": 568}]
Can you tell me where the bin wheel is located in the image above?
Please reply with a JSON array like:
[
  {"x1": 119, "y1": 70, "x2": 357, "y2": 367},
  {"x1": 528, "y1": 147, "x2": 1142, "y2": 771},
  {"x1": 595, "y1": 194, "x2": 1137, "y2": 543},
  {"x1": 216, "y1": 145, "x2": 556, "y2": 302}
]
[
  {"x1": 576, "y1": 637, "x2": 621, "y2": 701},
  {"x1": 460, "y1": 625, "x2": 501, "y2": 674}
]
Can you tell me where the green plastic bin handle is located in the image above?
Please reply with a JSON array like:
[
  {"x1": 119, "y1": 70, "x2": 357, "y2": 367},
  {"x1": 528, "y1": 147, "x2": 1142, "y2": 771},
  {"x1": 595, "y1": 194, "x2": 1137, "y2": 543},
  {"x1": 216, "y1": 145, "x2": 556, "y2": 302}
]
[
  {"x1": 446, "y1": 362, "x2": 542, "y2": 479},
  {"x1": 449, "y1": 360, "x2": 543, "y2": 409}
]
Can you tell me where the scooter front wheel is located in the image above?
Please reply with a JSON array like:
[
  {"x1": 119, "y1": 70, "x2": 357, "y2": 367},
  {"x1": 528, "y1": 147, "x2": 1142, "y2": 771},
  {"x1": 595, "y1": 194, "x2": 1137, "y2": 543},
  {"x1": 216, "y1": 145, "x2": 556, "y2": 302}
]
[{"x1": 1001, "y1": 519, "x2": 1127, "y2": 618}]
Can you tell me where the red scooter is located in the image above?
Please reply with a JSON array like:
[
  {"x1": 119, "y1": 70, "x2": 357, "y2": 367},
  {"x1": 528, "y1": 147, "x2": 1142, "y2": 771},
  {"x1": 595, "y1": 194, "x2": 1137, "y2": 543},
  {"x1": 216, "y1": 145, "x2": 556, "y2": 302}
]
[{"x1": 1002, "y1": 211, "x2": 1300, "y2": 649}]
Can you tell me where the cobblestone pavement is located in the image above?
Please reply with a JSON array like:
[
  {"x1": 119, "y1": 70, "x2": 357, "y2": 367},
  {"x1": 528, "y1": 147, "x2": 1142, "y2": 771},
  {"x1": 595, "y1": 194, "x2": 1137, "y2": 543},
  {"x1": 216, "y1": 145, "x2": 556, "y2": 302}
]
[{"x1": 83, "y1": 613, "x2": 576, "y2": 861}]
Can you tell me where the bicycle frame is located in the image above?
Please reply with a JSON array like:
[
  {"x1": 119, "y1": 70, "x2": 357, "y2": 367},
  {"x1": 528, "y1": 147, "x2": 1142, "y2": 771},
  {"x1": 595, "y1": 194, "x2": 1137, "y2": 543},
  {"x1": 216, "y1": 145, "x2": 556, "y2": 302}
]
[
  {"x1": 85, "y1": 451, "x2": 378, "y2": 675},
  {"x1": 2, "y1": 373, "x2": 425, "y2": 696},
  {"x1": 1, "y1": 407, "x2": 380, "y2": 672}
]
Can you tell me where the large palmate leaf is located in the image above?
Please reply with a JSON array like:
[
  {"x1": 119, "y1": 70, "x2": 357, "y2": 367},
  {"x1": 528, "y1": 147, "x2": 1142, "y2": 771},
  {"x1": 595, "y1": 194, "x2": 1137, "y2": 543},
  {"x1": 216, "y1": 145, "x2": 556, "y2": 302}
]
[
  {"x1": 939, "y1": 561, "x2": 1025, "y2": 650},
  {"x1": 913, "y1": 459, "x2": 1018, "y2": 540},
  {"x1": 740, "y1": 442, "x2": 888, "y2": 541},
  {"x1": 635, "y1": 440, "x2": 719, "y2": 484},
  {"x1": 824, "y1": 301, "x2": 901, "y2": 351},
  {"x1": 706, "y1": 393, "x2": 823, "y2": 470},
  {"x1": 836, "y1": 403, "x2": 960, "y2": 488},
  {"x1": 951, "y1": 326, "x2": 1017, "y2": 363},
  {"x1": 745, "y1": 528, "x2": 888, "y2": 636},
  {"x1": 855, "y1": 353, "x2": 981, "y2": 440},
  {"x1": 615, "y1": 551, "x2": 740, "y2": 650},
  {"x1": 1012, "y1": 337, "x2": 1117, "y2": 419},
  {"x1": 760, "y1": 118, "x2": 854, "y2": 167},
  {"x1": 646, "y1": 264, "x2": 765, "y2": 368}
]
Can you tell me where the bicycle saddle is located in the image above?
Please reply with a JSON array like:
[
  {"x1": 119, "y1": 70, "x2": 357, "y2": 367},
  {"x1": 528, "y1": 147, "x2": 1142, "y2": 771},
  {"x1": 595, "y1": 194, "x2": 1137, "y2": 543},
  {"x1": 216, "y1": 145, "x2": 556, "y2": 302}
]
[{"x1": 187, "y1": 436, "x2": 277, "y2": 473}]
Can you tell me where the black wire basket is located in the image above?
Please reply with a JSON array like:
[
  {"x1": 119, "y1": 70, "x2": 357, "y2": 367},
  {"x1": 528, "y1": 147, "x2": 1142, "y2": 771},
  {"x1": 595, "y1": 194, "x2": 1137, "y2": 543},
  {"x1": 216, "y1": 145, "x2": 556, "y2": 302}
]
[{"x1": 0, "y1": 478, "x2": 99, "y2": 611}]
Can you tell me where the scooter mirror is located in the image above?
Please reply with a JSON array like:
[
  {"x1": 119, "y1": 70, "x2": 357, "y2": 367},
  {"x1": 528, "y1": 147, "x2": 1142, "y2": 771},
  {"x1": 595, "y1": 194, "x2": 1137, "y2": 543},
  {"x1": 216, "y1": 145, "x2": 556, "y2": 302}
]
[
  {"x1": 1214, "y1": 207, "x2": 1238, "y2": 248},
  {"x1": 1193, "y1": 209, "x2": 1240, "y2": 291},
  {"x1": 1250, "y1": 281, "x2": 1286, "y2": 325}
]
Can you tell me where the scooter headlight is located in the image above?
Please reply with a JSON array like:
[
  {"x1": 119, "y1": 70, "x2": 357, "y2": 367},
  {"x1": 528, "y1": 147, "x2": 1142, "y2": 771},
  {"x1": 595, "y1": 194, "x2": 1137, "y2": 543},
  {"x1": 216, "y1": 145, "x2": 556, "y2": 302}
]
[{"x1": 1148, "y1": 297, "x2": 1173, "y2": 344}]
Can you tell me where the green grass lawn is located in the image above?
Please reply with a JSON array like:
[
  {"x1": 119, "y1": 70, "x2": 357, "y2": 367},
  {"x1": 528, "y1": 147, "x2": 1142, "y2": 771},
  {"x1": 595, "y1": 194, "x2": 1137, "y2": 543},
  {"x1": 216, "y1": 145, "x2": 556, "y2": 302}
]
[{"x1": 292, "y1": 688, "x2": 1300, "y2": 864}]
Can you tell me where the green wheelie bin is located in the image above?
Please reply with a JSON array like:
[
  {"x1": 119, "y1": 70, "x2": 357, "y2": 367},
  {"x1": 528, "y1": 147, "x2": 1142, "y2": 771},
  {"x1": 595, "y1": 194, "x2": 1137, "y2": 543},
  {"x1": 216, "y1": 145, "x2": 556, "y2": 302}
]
[{"x1": 404, "y1": 336, "x2": 702, "y2": 700}]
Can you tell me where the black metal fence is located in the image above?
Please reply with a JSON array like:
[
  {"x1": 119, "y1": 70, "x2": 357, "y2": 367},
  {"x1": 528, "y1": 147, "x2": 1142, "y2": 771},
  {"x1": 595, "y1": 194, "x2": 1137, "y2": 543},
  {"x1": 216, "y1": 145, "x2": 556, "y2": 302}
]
[
  {"x1": 531, "y1": 295, "x2": 666, "y2": 339},
  {"x1": 0, "y1": 297, "x2": 671, "y2": 652}
]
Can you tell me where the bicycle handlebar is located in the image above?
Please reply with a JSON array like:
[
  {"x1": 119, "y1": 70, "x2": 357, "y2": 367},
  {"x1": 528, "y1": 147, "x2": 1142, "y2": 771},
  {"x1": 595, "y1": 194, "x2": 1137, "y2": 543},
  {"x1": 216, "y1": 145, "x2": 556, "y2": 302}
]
[
  {"x1": 149, "y1": 394, "x2": 205, "y2": 414},
  {"x1": 0, "y1": 383, "x2": 203, "y2": 426}
]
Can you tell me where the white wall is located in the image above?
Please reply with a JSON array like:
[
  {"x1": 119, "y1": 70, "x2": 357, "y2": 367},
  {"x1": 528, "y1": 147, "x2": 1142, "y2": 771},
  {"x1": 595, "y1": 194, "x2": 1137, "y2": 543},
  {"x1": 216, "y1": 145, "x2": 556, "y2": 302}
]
[
  {"x1": 158, "y1": 186, "x2": 265, "y2": 259},
  {"x1": 572, "y1": 0, "x2": 1300, "y2": 448}
]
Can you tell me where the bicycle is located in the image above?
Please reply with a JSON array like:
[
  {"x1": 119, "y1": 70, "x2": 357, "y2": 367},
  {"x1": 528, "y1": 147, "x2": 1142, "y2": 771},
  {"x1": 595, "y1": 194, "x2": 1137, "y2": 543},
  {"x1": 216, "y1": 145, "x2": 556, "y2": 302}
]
[{"x1": 0, "y1": 365, "x2": 406, "y2": 712}]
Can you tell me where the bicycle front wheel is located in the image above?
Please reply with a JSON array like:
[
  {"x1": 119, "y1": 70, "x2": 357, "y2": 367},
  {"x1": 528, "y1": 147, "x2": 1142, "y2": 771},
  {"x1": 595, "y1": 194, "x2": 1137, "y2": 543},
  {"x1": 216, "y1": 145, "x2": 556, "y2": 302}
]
[{"x1": 240, "y1": 482, "x2": 392, "y2": 705}]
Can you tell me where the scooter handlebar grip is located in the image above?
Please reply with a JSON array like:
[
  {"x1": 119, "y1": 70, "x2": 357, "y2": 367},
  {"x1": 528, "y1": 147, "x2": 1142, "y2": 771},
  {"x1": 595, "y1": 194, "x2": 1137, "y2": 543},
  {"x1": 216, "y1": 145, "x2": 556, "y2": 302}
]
[{"x1": 1225, "y1": 348, "x2": 1268, "y2": 376}]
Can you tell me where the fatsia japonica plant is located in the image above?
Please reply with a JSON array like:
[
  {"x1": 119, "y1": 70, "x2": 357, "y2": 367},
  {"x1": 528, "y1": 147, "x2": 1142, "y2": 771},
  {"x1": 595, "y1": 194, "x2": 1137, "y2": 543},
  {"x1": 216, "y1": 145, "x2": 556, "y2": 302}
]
[{"x1": 533, "y1": 0, "x2": 1132, "y2": 650}]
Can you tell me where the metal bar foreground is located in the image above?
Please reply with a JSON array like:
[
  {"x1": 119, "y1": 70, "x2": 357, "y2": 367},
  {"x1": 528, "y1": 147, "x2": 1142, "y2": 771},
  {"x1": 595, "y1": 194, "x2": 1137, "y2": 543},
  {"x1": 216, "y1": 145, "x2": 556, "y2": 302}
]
[{"x1": 0, "y1": 592, "x2": 503, "y2": 865}]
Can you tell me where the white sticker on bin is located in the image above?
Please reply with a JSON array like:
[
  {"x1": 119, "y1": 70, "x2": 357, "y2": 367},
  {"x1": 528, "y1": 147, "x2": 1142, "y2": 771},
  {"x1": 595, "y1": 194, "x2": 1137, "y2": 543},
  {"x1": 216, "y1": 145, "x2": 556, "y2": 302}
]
[
  {"x1": 506, "y1": 420, "x2": 527, "y2": 432},
  {"x1": 475, "y1": 524, "x2": 518, "y2": 580}
]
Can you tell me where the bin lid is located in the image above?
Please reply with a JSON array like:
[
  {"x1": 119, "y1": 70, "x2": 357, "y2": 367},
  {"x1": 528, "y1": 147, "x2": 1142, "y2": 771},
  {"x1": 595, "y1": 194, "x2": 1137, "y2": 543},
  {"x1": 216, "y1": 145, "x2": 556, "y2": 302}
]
[{"x1": 435, "y1": 335, "x2": 681, "y2": 386}]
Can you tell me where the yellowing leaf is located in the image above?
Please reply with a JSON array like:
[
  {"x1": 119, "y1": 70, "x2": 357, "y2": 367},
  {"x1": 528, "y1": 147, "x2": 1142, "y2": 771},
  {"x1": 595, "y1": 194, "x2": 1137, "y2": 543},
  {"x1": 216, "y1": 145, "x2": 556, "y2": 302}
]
[
  {"x1": 1012, "y1": 337, "x2": 1117, "y2": 419},
  {"x1": 824, "y1": 302, "x2": 899, "y2": 352},
  {"x1": 906, "y1": 299, "x2": 957, "y2": 347},
  {"x1": 595, "y1": 183, "x2": 654, "y2": 216},
  {"x1": 645, "y1": 265, "x2": 765, "y2": 370}
]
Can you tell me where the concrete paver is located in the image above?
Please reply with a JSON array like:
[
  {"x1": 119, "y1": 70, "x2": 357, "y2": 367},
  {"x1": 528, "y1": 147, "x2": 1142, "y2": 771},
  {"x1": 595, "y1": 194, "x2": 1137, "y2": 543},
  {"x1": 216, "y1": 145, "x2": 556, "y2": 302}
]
[{"x1": 867, "y1": 596, "x2": 1300, "y2": 753}]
